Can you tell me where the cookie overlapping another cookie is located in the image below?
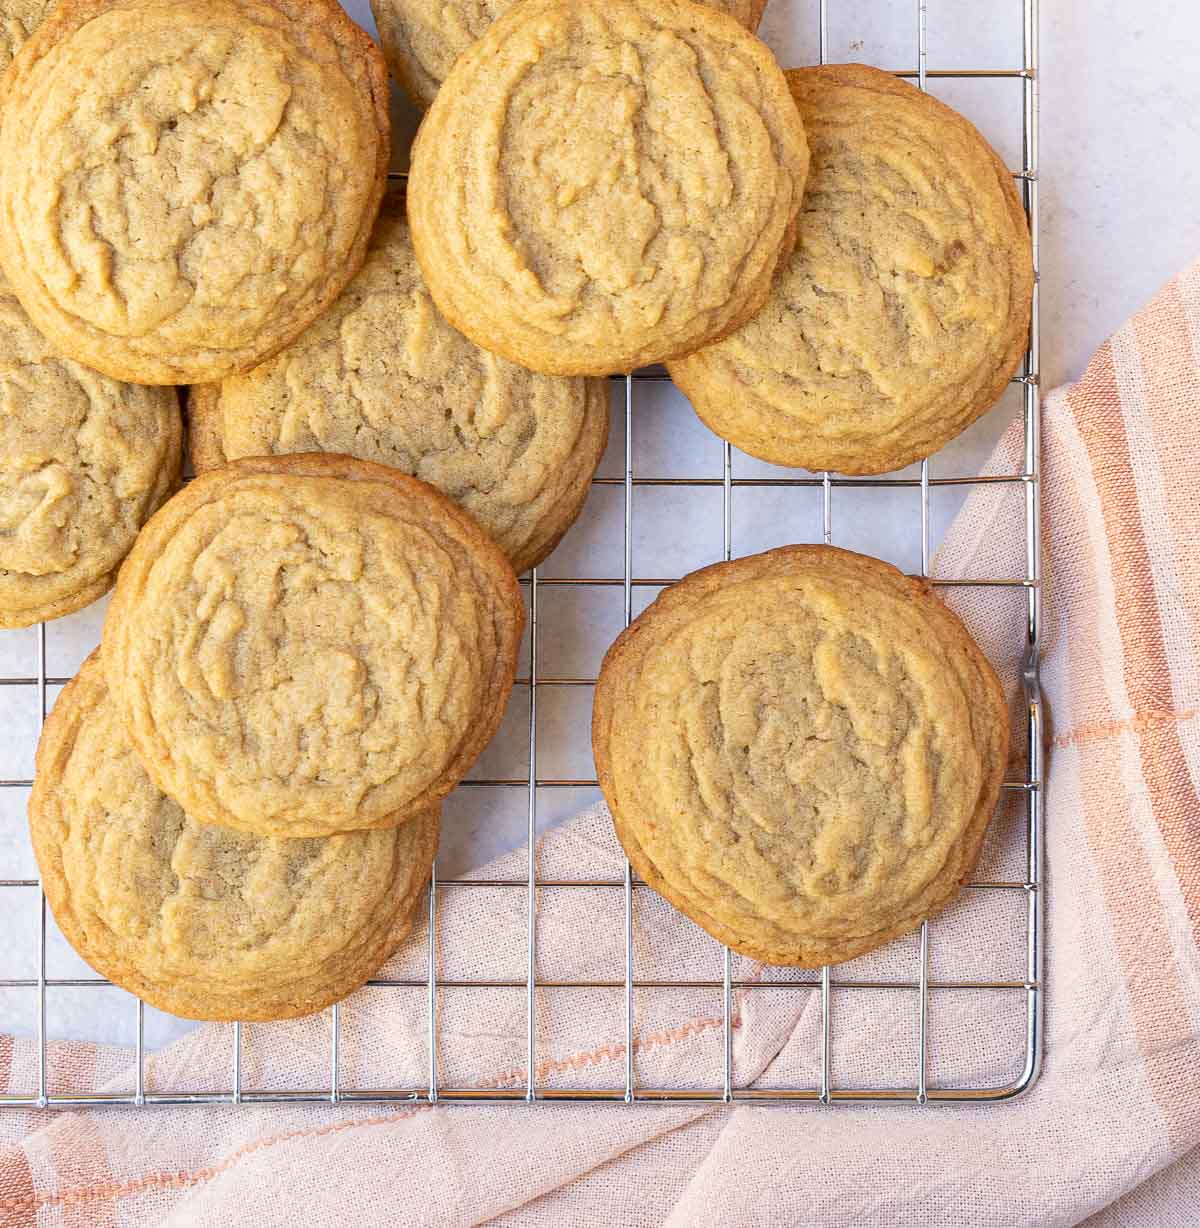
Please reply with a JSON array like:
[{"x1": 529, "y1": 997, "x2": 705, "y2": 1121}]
[
  {"x1": 30, "y1": 655, "x2": 439, "y2": 1022},
  {"x1": 103, "y1": 454, "x2": 525, "y2": 838},
  {"x1": 407, "y1": 0, "x2": 810, "y2": 376},
  {"x1": 189, "y1": 188, "x2": 610, "y2": 576}
]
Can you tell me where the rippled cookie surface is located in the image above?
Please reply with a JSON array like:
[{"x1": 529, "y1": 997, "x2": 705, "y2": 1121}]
[
  {"x1": 0, "y1": 0, "x2": 54, "y2": 72},
  {"x1": 189, "y1": 189, "x2": 609, "y2": 575},
  {"x1": 0, "y1": 0, "x2": 389, "y2": 383},
  {"x1": 30, "y1": 655, "x2": 439, "y2": 1020},
  {"x1": 670, "y1": 65, "x2": 1034, "y2": 474},
  {"x1": 593, "y1": 545, "x2": 1009, "y2": 966},
  {"x1": 0, "y1": 273, "x2": 181, "y2": 628},
  {"x1": 370, "y1": 0, "x2": 768, "y2": 109},
  {"x1": 104, "y1": 455, "x2": 524, "y2": 837},
  {"x1": 408, "y1": 0, "x2": 809, "y2": 376}
]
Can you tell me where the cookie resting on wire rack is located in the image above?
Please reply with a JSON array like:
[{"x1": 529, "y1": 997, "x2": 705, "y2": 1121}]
[{"x1": 592, "y1": 545, "x2": 1010, "y2": 967}]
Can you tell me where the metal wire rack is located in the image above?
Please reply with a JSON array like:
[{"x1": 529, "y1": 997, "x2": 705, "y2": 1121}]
[{"x1": 0, "y1": 0, "x2": 1041, "y2": 1107}]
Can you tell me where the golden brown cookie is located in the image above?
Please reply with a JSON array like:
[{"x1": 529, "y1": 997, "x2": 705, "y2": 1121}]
[
  {"x1": 189, "y1": 188, "x2": 609, "y2": 576},
  {"x1": 0, "y1": 0, "x2": 54, "y2": 72},
  {"x1": 0, "y1": 0, "x2": 390, "y2": 385},
  {"x1": 370, "y1": 0, "x2": 769, "y2": 109},
  {"x1": 30, "y1": 655, "x2": 438, "y2": 1022},
  {"x1": 593, "y1": 545, "x2": 1009, "y2": 967},
  {"x1": 407, "y1": 0, "x2": 809, "y2": 376},
  {"x1": 103, "y1": 454, "x2": 524, "y2": 838},
  {"x1": 0, "y1": 272, "x2": 181, "y2": 629},
  {"x1": 669, "y1": 65, "x2": 1034, "y2": 475}
]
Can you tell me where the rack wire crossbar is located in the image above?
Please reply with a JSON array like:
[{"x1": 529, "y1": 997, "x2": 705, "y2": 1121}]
[{"x1": 0, "y1": 0, "x2": 1042, "y2": 1108}]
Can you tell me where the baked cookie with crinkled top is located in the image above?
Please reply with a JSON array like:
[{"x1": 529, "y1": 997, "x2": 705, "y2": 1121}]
[
  {"x1": 592, "y1": 545, "x2": 1009, "y2": 967},
  {"x1": 370, "y1": 0, "x2": 769, "y2": 109},
  {"x1": 669, "y1": 65, "x2": 1034, "y2": 475},
  {"x1": 103, "y1": 453, "x2": 524, "y2": 838},
  {"x1": 407, "y1": 0, "x2": 809, "y2": 376},
  {"x1": 0, "y1": 272, "x2": 181, "y2": 628},
  {"x1": 30, "y1": 654, "x2": 439, "y2": 1021},
  {"x1": 189, "y1": 188, "x2": 609, "y2": 575},
  {"x1": 0, "y1": 0, "x2": 54, "y2": 72},
  {"x1": 0, "y1": 0, "x2": 389, "y2": 384}
]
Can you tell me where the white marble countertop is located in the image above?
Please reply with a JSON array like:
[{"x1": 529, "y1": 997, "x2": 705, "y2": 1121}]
[{"x1": 2, "y1": 0, "x2": 1198, "y2": 1056}]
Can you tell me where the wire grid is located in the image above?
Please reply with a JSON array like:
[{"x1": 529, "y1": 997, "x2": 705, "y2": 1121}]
[{"x1": 0, "y1": 0, "x2": 1042, "y2": 1107}]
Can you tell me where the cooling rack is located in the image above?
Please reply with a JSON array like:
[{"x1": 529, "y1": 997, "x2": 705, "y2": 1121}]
[{"x1": 0, "y1": 0, "x2": 1042, "y2": 1107}]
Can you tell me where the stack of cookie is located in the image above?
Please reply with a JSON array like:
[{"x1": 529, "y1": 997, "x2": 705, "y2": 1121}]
[
  {"x1": 0, "y1": 0, "x2": 513, "y2": 1019},
  {"x1": 1, "y1": 0, "x2": 1033, "y2": 1009},
  {"x1": 0, "y1": 0, "x2": 612, "y2": 631},
  {"x1": 31, "y1": 455, "x2": 524, "y2": 1019},
  {"x1": 387, "y1": 0, "x2": 1032, "y2": 481}
]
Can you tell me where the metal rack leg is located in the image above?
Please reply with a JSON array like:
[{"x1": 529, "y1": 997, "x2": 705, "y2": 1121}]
[
  {"x1": 232, "y1": 1021, "x2": 242, "y2": 1104},
  {"x1": 622, "y1": 374, "x2": 636, "y2": 1103},
  {"x1": 135, "y1": 1000, "x2": 145, "y2": 1106},
  {"x1": 36, "y1": 622, "x2": 47, "y2": 1109},
  {"x1": 720, "y1": 440, "x2": 735, "y2": 1102},
  {"x1": 1021, "y1": 0, "x2": 1045, "y2": 1098},
  {"x1": 427, "y1": 861, "x2": 439, "y2": 1103},
  {"x1": 329, "y1": 1003, "x2": 340, "y2": 1105},
  {"x1": 819, "y1": 965, "x2": 832, "y2": 1104},
  {"x1": 525, "y1": 569, "x2": 539, "y2": 1102}
]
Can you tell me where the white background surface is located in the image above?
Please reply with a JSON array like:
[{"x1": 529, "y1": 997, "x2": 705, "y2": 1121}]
[{"x1": 1, "y1": 0, "x2": 1198, "y2": 1056}]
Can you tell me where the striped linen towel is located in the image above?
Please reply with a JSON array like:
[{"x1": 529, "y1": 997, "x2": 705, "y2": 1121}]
[{"x1": 1, "y1": 260, "x2": 1199, "y2": 1226}]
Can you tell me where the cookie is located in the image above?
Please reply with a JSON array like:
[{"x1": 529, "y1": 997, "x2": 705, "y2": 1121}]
[
  {"x1": 0, "y1": 273, "x2": 181, "y2": 629},
  {"x1": 189, "y1": 188, "x2": 610, "y2": 576},
  {"x1": 592, "y1": 545, "x2": 1009, "y2": 967},
  {"x1": 30, "y1": 655, "x2": 438, "y2": 1022},
  {"x1": 370, "y1": 0, "x2": 769, "y2": 110},
  {"x1": 0, "y1": 0, "x2": 390, "y2": 385},
  {"x1": 407, "y1": 0, "x2": 809, "y2": 376},
  {"x1": 669, "y1": 65, "x2": 1034, "y2": 475},
  {"x1": 0, "y1": 0, "x2": 54, "y2": 72},
  {"x1": 103, "y1": 453, "x2": 524, "y2": 838}
]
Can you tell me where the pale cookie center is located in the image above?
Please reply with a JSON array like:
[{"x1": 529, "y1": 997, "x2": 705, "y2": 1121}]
[
  {"x1": 63, "y1": 686, "x2": 403, "y2": 975},
  {"x1": 643, "y1": 609, "x2": 976, "y2": 910},
  {"x1": 728, "y1": 121, "x2": 1011, "y2": 419},
  {"x1": 150, "y1": 504, "x2": 482, "y2": 813},
  {"x1": 218, "y1": 222, "x2": 584, "y2": 536},
  {"x1": 0, "y1": 460, "x2": 77, "y2": 574},
  {"x1": 494, "y1": 9, "x2": 783, "y2": 331},
  {"x1": 273, "y1": 285, "x2": 532, "y2": 472},
  {"x1": 0, "y1": 295, "x2": 166, "y2": 581}
]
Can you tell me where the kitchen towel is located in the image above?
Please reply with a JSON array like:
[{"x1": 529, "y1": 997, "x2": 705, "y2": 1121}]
[{"x1": 2, "y1": 258, "x2": 1200, "y2": 1226}]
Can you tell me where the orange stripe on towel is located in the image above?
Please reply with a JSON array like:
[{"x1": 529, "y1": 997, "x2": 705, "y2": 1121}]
[
  {"x1": 1071, "y1": 343, "x2": 1200, "y2": 930},
  {"x1": 0, "y1": 1146, "x2": 35, "y2": 1228},
  {"x1": 0, "y1": 993, "x2": 736, "y2": 1218},
  {"x1": 1052, "y1": 706, "x2": 1199, "y2": 750},
  {"x1": 1068, "y1": 340, "x2": 1200, "y2": 1151}
]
